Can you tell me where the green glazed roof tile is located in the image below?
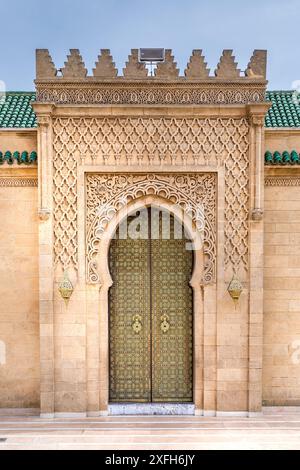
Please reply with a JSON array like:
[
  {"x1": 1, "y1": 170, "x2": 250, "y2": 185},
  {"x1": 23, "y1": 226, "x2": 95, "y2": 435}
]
[
  {"x1": 0, "y1": 92, "x2": 37, "y2": 128},
  {"x1": 265, "y1": 91, "x2": 300, "y2": 127}
]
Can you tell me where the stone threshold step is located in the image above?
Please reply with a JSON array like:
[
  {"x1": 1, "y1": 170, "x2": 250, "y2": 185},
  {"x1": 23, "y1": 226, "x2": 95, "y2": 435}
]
[{"x1": 108, "y1": 404, "x2": 195, "y2": 415}]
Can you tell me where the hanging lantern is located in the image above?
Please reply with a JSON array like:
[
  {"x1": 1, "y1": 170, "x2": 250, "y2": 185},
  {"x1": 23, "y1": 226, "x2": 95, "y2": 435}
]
[
  {"x1": 228, "y1": 275, "x2": 243, "y2": 305},
  {"x1": 58, "y1": 270, "x2": 74, "y2": 305}
]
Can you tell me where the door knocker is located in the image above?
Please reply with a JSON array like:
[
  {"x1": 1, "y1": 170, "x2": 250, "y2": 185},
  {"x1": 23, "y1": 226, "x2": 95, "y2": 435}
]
[
  {"x1": 132, "y1": 314, "x2": 142, "y2": 334},
  {"x1": 160, "y1": 314, "x2": 170, "y2": 334}
]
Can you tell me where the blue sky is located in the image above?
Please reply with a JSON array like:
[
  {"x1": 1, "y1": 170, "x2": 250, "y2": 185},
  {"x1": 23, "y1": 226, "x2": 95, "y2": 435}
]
[{"x1": 0, "y1": 0, "x2": 299, "y2": 90}]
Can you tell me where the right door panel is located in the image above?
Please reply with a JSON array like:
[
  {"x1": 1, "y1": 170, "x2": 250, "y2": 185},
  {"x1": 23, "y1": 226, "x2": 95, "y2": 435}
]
[{"x1": 151, "y1": 213, "x2": 194, "y2": 402}]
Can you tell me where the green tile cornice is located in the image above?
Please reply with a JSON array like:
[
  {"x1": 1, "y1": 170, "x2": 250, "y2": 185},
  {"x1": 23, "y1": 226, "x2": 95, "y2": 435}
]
[
  {"x1": 0, "y1": 151, "x2": 37, "y2": 165},
  {"x1": 265, "y1": 150, "x2": 300, "y2": 165}
]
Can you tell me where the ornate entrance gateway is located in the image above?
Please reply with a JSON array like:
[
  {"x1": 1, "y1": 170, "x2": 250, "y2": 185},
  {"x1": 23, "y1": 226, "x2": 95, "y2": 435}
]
[
  {"x1": 33, "y1": 47, "x2": 270, "y2": 416},
  {"x1": 109, "y1": 209, "x2": 193, "y2": 403}
]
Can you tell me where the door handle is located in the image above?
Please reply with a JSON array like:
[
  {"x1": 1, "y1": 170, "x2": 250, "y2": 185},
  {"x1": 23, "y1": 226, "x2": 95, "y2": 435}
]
[
  {"x1": 132, "y1": 314, "x2": 142, "y2": 334},
  {"x1": 160, "y1": 314, "x2": 170, "y2": 333}
]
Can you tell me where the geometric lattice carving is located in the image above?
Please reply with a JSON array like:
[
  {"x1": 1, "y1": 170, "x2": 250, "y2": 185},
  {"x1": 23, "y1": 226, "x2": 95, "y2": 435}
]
[
  {"x1": 215, "y1": 50, "x2": 241, "y2": 79},
  {"x1": 0, "y1": 177, "x2": 38, "y2": 187},
  {"x1": 86, "y1": 173, "x2": 217, "y2": 285},
  {"x1": 265, "y1": 176, "x2": 300, "y2": 187},
  {"x1": 185, "y1": 50, "x2": 210, "y2": 79},
  {"x1": 224, "y1": 119, "x2": 249, "y2": 274},
  {"x1": 52, "y1": 117, "x2": 249, "y2": 276},
  {"x1": 93, "y1": 49, "x2": 118, "y2": 78},
  {"x1": 53, "y1": 120, "x2": 78, "y2": 270},
  {"x1": 51, "y1": 116, "x2": 249, "y2": 168}
]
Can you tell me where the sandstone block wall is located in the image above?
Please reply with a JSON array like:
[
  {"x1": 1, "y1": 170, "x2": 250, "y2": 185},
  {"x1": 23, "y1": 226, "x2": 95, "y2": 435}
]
[
  {"x1": 263, "y1": 169, "x2": 300, "y2": 405},
  {"x1": 0, "y1": 129, "x2": 39, "y2": 409}
]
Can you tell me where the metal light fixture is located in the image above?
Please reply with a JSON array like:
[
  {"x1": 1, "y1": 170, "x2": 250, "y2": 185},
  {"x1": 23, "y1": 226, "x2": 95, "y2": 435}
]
[
  {"x1": 228, "y1": 275, "x2": 243, "y2": 305},
  {"x1": 58, "y1": 270, "x2": 74, "y2": 305}
]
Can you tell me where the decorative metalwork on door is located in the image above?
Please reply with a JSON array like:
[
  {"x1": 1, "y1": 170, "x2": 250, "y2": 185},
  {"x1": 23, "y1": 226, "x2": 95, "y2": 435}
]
[{"x1": 109, "y1": 209, "x2": 193, "y2": 403}]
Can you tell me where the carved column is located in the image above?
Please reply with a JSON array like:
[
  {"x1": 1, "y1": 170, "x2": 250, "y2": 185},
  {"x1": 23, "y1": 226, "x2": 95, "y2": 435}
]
[
  {"x1": 250, "y1": 114, "x2": 265, "y2": 221},
  {"x1": 247, "y1": 105, "x2": 270, "y2": 414},
  {"x1": 33, "y1": 103, "x2": 55, "y2": 417}
]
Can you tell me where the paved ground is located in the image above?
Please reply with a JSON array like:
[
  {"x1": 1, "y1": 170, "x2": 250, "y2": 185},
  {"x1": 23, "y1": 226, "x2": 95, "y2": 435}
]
[{"x1": 0, "y1": 409, "x2": 300, "y2": 450}]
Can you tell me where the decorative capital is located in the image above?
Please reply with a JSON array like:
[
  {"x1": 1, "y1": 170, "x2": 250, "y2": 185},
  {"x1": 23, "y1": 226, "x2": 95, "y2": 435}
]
[
  {"x1": 31, "y1": 102, "x2": 55, "y2": 117},
  {"x1": 249, "y1": 114, "x2": 265, "y2": 127},
  {"x1": 247, "y1": 103, "x2": 271, "y2": 126},
  {"x1": 38, "y1": 208, "x2": 51, "y2": 221},
  {"x1": 37, "y1": 115, "x2": 51, "y2": 127},
  {"x1": 251, "y1": 208, "x2": 264, "y2": 221}
]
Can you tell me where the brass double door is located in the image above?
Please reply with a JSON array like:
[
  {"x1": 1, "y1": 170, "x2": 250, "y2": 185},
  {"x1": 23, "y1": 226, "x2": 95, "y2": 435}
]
[{"x1": 109, "y1": 209, "x2": 193, "y2": 403}]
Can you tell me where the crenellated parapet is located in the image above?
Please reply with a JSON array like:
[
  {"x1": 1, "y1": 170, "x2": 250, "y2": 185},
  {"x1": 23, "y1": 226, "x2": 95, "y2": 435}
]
[
  {"x1": 61, "y1": 49, "x2": 87, "y2": 79},
  {"x1": 123, "y1": 49, "x2": 148, "y2": 78},
  {"x1": 36, "y1": 49, "x2": 57, "y2": 79},
  {"x1": 246, "y1": 50, "x2": 267, "y2": 79},
  {"x1": 185, "y1": 50, "x2": 210, "y2": 79},
  {"x1": 215, "y1": 50, "x2": 241, "y2": 79},
  {"x1": 93, "y1": 49, "x2": 118, "y2": 78},
  {"x1": 154, "y1": 49, "x2": 179, "y2": 78},
  {"x1": 35, "y1": 48, "x2": 268, "y2": 105}
]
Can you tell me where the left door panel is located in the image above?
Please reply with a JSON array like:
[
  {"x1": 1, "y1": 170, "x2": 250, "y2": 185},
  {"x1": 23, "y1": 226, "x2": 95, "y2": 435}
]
[{"x1": 109, "y1": 226, "x2": 151, "y2": 402}]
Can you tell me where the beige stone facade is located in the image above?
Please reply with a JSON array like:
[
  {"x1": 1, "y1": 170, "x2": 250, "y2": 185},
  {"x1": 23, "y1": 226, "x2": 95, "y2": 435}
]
[
  {"x1": 1, "y1": 48, "x2": 300, "y2": 416},
  {"x1": 0, "y1": 160, "x2": 39, "y2": 409}
]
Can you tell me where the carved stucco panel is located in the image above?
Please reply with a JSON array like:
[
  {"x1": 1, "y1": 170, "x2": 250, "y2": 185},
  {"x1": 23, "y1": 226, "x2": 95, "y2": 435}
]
[
  {"x1": 53, "y1": 119, "x2": 78, "y2": 270},
  {"x1": 51, "y1": 116, "x2": 249, "y2": 170},
  {"x1": 85, "y1": 173, "x2": 217, "y2": 285},
  {"x1": 265, "y1": 176, "x2": 300, "y2": 187},
  {"x1": 224, "y1": 119, "x2": 249, "y2": 273},
  {"x1": 52, "y1": 116, "x2": 249, "y2": 278},
  {"x1": 37, "y1": 84, "x2": 265, "y2": 105},
  {"x1": 0, "y1": 177, "x2": 38, "y2": 187}
]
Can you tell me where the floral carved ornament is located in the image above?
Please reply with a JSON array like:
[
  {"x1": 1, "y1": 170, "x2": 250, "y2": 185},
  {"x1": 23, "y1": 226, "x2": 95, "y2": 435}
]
[{"x1": 85, "y1": 173, "x2": 217, "y2": 285}]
